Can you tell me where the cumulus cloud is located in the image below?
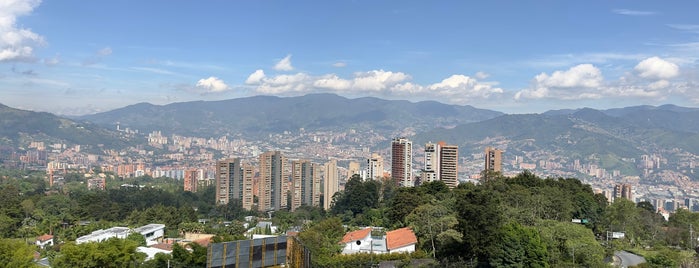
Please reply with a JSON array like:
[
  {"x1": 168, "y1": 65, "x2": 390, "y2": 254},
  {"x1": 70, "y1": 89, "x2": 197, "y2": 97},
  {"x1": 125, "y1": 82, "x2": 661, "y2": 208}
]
[
  {"x1": 247, "y1": 69, "x2": 502, "y2": 103},
  {"x1": 0, "y1": 0, "x2": 45, "y2": 62},
  {"x1": 274, "y1": 54, "x2": 294, "y2": 71},
  {"x1": 634, "y1": 56, "x2": 679, "y2": 79},
  {"x1": 245, "y1": 69, "x2": 265, "y2": 84},
  {"x1": 332, "y1": 61, "x2": 347, "y2": 68},
  {"x1": 352, "y1": 70, "x2": 409, "y2": 91},
  {"x1": 515, "y1": 64, "x2": 604, "y2": 100},
  {"x1": 195, "y1": 76, "x2": 230, "y2": 93}
]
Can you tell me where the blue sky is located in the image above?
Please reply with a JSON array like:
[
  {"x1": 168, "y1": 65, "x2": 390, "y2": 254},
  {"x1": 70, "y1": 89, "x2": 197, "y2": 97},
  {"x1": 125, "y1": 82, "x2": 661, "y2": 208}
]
[{"x1": 1, "y1": 0, "x2": 698, "y2": 115}]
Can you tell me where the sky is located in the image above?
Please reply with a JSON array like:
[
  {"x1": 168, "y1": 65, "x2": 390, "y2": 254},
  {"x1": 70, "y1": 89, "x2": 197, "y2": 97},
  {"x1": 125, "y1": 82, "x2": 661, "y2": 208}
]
[{"x1": 1, "y1": 0, "x2": 698, "y2": 115}]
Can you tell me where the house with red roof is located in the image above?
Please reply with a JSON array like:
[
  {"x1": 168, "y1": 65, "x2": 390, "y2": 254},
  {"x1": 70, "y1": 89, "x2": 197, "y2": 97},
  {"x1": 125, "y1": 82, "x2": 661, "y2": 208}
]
[
  {"x1": 386, "y1": 227, "x2": 417, "y2": 253},
  {"x1": 340, "y1": 227, "x2": 374, "y2": 254},
  {"x1": 35, "y1": 234, "x2": 54, "y2": 249},
  {"x1": 340, "y1": 227, "x2": 417, "y2": 255}
]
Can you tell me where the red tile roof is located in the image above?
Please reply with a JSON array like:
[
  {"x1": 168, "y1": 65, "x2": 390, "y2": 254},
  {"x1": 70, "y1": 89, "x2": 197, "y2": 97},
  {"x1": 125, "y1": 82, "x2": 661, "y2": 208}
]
[
  {"x1": 386, "y1": 227, "x2": 417, "y2": 250},
  {"x1": 37, "y1": 234, "x2": 53, "y2": 242},
  {"x1": 150, "y1": 243, "x2": 173, "y2": 251},
  {"x1": 340, "y1": 228, "x2": 372, "y2": 244}
]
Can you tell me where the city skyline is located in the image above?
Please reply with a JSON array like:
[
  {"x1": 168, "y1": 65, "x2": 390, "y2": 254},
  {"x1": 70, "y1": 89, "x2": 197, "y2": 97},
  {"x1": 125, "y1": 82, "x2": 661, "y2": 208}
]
[{"x1": 1, "y1": 1, "x2": 698, "y2": 115}]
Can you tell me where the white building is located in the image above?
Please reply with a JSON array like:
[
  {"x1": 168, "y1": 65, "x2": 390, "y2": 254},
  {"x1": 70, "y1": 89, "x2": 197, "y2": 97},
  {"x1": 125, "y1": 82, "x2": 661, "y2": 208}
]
[
  {"x1": 133, "y1": 224, "x2": 166, "y2": 245},
  {"x1": 76, "y1": 224, "x2": 165, "y2": 245},
  {"x1": 76, "y1": 227, "x2": 131, "y2": 244},
  {"x1": 340, "y1": 227, "x2": 417, "y2": 255}
]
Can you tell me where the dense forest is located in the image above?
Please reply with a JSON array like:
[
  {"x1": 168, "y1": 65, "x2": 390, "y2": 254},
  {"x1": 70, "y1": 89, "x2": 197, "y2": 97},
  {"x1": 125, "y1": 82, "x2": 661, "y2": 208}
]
[{"x1": 1, "y1": 168, "x2": 698, "y2": 267}]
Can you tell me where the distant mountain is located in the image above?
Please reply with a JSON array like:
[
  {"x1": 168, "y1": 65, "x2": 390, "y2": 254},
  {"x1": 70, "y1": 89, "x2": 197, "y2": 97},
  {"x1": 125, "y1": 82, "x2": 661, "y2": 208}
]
[
  {"x1": 415, "y1": 106, "x2": 699, "y2": 174},
  {"x1": 78, "y1": 93, "x2": 504, "y2": 137},
  {"x1": 0, "y1": 103, "x2": 130, "y2": 151}
]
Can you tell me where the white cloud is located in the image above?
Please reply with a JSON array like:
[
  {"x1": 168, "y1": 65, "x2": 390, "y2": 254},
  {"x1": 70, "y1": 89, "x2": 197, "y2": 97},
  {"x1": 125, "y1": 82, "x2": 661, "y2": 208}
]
[
  {"x1": 245, "y1": 69, "x2": 266, "y2": 84},
  {"x1": 248, "y1": 69, "x2": 503, "y2": 103},
  {"x1": 97, "y1": 47, "x2": 112, "y2": 56},
  {"x1": 195, "y1": 76, "x2": 230, "y2": 93},
  {"x1": 648, "y1": 80, "x2": 670, "y2": 90},
  {"x1": 634, "y1": 56, "x2": 679, "y2": 79},
  {"x1": 475, "y1": 71, "x2": 489, "y2": 79},
  {"x1": 515, "y1": 64, "x2": 604, "y2": 100},
  {"x1": 274, "y1": 54, "x2": 294, "y2": 71},
  {"x1": 612, "y1": 9, "x2": 657, "y2": 16},
  {"x1": 257, "y1": 73, "x2": 310, "y2": 94},
  {"x1": 352, "y1": 70, "x2": 409, "y2": 91},
  {"x1": 313, "y1": 74, "x2": 351, "y2": 90},
  {"x1": 537, "y1": 64, "x2": 603, "y2": 88},
  {"x1": 0, "y1": 0, "x2": 44, "y2": 62},
  {"x1": 332, "y1": 61, "x2": 347, "y2": 68}
]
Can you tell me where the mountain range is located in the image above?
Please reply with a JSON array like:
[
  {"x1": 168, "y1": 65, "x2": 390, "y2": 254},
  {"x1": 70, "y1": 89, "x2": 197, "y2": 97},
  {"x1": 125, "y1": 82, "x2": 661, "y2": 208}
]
[
  {"x1": 3, "y1": 94, "x2": 699, "y2": 174},
  {"x1": 76, "y1": 93, "x2": 503, "y2": 137}
]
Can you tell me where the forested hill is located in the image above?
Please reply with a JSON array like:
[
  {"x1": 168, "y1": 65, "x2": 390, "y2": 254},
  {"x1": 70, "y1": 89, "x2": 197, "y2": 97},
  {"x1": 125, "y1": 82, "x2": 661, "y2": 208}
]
[
  {"x1": 415, "y1": 106, "x2": 699, "y2": 171},
  {"x1": 76, "y1": 93, "x2": 503, "y2": 137},
  {"x1": 0, "y1": 103, "x2": 131, "y2": 151}
]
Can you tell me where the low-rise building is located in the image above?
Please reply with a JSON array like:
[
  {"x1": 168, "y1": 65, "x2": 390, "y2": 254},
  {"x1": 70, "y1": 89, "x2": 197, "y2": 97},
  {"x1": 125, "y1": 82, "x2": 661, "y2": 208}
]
[{"x1": 36, "y1": 234, "x2": 54, "y2": 248}]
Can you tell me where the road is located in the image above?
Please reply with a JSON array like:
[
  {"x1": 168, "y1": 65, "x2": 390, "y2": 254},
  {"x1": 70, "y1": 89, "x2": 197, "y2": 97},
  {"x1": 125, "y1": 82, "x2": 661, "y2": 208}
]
[{"x1": 615, "y1": 251, "x2": 646, "y2": 268}]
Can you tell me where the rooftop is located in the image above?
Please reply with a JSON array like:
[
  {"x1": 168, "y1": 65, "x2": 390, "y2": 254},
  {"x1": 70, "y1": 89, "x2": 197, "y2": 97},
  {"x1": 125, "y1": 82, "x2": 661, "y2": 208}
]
[
  {"x1": 386, "y1": 227, "x2": 417, "y2": 250},
  {"x1": 340, "y1": 228, "x2": 372, "y2": 244}
]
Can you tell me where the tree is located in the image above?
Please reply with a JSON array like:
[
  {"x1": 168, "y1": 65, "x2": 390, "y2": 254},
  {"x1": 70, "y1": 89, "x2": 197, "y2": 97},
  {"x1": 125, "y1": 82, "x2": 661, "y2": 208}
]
[
  {"x1": 536, "y1": 220, "x2": 605, "y2": 267},
  {"x1": 490, "y1": 222, "x2": 548, "y2": 268},
  {"x1": 127, "y1": 232, "x2": 147, "y2": 247},
  {"x1": 297, "y1": 217, "x2": 345, "y2": 266},
  {"x1": 452, "y1": 185, "x2": 503, "y2": 263},
  {"x1": 405, "y1": 203, "x2": 460, "y2": 257},
  {"x1": 0, "y1": 238, "x2": 37, "y2": 268},
  {"x1": 52, "y1": 238, "x2": 146, "y2": 268}
]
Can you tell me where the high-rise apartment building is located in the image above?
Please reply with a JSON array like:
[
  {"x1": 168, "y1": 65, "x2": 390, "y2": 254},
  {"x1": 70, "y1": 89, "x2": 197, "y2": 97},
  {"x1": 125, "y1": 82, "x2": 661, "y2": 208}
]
[
  {"x1": 484, "y1": 147, "x2": 503, "y2": 173},
  {"x1": 423, "y1": 143, "x2": 439, "y2": 183},
  {"x1": 613, "y1": 183, "x2": 633, "y2": 201},
  {"x1": 392, "y1": 137, "x2": 413, "y2": 187},
  {"x1": 422, "y1": 142, "x2": 458, "y2": 188},
  {"x1": 290, "y1": 160, "x2": 321, "y2": 211},
  {"x1": 366, "y1": 153, "x2": 384, "y2": 181},
  {"x1": 259, "y1": 151, "x2": 288, "y2": 212},
  {"x1": 184, "y1": 169, "x2": 199, "y2": 192},
  {"x1": 348, "y1": 161, "x2": 361, "y2": 180},
  {"x1": 216, "y1": 159, "x2": 254, "y2": 210},
  {"x1": 323, "y1": 160, "x2": 339, "y2": 211},
  {"x1": 439, "y1": 142, "x2": 458, "y2": 188}
]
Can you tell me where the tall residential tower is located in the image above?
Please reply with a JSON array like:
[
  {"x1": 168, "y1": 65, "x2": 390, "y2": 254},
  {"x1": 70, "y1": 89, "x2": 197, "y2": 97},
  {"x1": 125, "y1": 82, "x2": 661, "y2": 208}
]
[{"x1": 391, "y1": 137, "x2": 413, "y2": 187}]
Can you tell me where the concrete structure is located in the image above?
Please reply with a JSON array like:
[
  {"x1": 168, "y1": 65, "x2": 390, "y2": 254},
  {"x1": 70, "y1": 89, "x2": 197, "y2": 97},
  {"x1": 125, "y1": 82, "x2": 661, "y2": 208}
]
[
  {"x1": 484, "y1": 147, "x2": 503, "y2": 173},
  {"x1": 184, "y1": 169, "x2": 198, "y2": 192},
  {"x1": 366, "y1": 153, "x2": 384, "y2": 181},
  {"x1": 423, "y1": 142, "x2": 458, "y2": 188},
  {"x1": 87, "y1": 177, "x2": 106, "y2": 190},
  {"x1": 133, "y1": 224, "x2": 166, "y2": 245},
  {"x1": 76, "y1": 224, "x2": 165, "y2": 244},
  {"x1": 323, "y1": 159, "x2": 339, "y2": 210},
  {"x1": 439, "y1": 142, "x2": 459, "y2": 188},
  {"x1": 290, "y1": 160, "x2": 321, "y2": 211},
  {"x1": 614, "y1": 183, "x2": 633, "y2": 201},
  {"x1": 348, "y1": 161, "x2": 361, "y2": 179},
  {"x1": 392, "y1": 137, "x2": 413, "y2": 187},
  {"x1": 76, "y1": 227, "x2": 131, "y2": 244},
  {"x1": 216, "y1": 159, "x2": 254, "y2": 210},
  {"x1": 259, "y1": 151, "x2": 288, "y2": 211}
]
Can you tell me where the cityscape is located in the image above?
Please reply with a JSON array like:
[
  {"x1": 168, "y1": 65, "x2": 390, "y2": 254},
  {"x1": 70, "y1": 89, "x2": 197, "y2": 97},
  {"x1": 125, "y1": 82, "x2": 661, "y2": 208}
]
[{"x1": 2, "y1": 0, "x2": 699, "y2": 267}]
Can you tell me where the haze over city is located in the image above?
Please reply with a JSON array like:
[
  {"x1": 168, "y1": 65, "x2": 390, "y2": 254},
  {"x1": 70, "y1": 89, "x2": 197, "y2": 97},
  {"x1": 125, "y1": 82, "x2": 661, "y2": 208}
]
[{"x1": 1, "y1": 0, "x2": 698, "y2": 115}]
